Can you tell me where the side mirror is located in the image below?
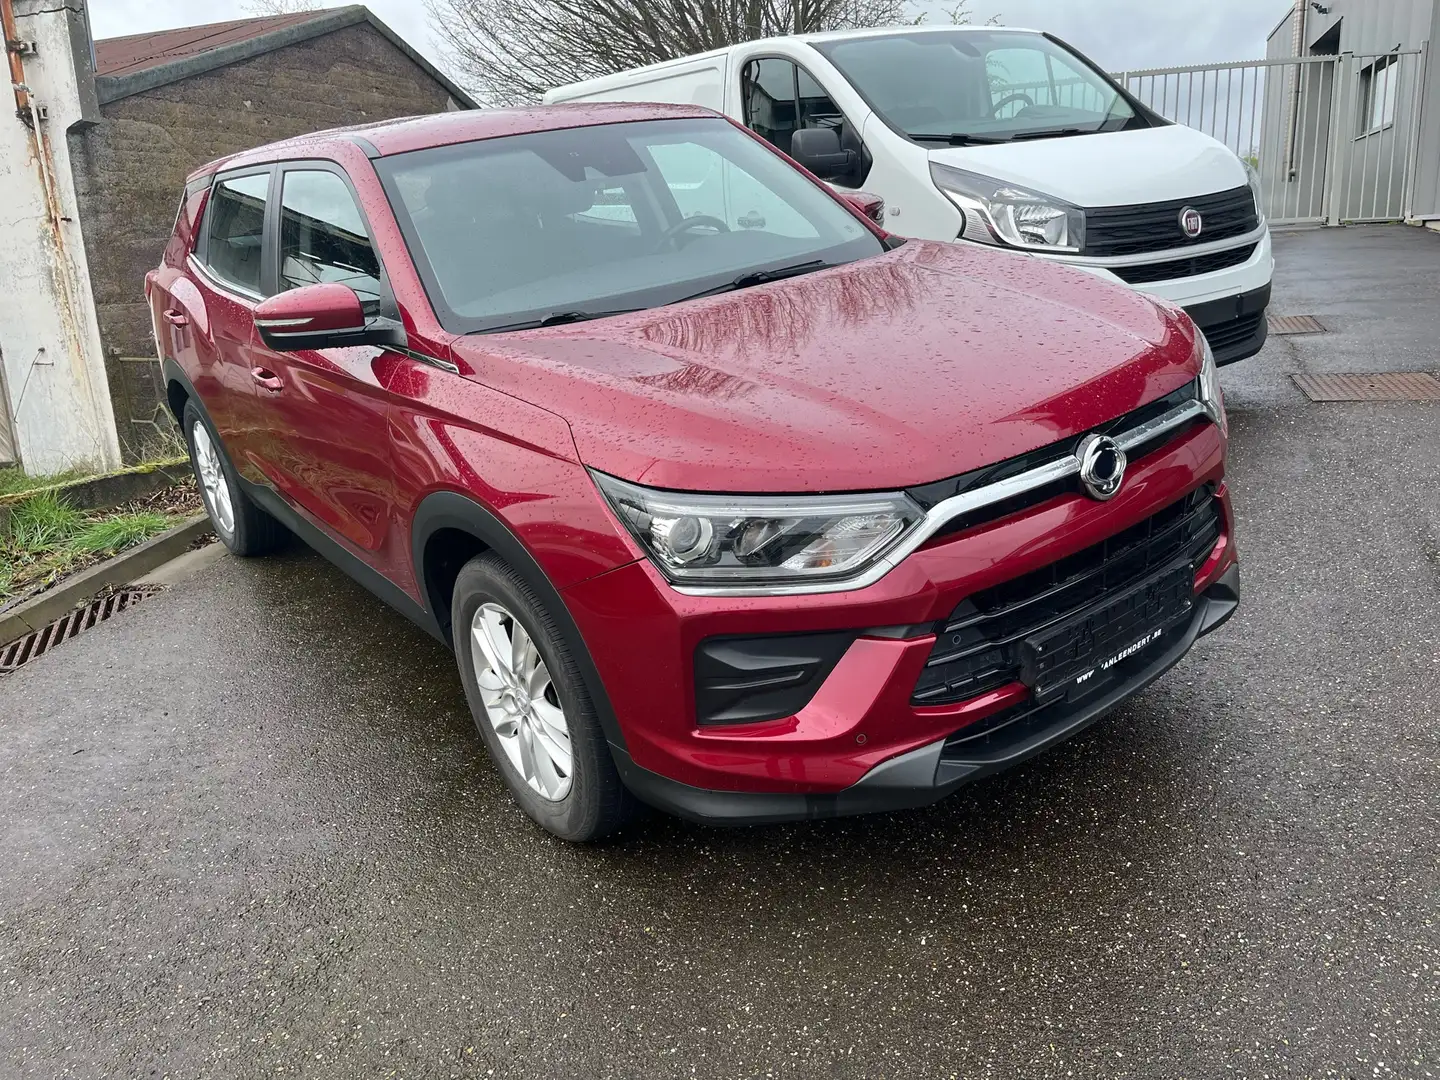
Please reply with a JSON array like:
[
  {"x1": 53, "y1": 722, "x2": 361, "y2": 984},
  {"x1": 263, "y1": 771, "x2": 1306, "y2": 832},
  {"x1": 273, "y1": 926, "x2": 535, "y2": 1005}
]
[
  {"x1": 790, "y1": 127, "x2": 856, "y2": 182},
  {"x1": 839, "y1": 191, "x2": 886, "y2": 226},
  {"x1": 254, "y1": 283, "x2": 405, "y2": 352}
]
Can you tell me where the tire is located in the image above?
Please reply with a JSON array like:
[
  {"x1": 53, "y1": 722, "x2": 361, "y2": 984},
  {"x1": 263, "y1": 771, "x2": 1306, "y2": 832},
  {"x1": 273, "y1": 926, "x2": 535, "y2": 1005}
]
[
  {"x1": 452, "y1": 552, "x2": 633, "y2": 842},
  {"x1": 183, "y1": 400, "x2": 287, "y2": 557}
]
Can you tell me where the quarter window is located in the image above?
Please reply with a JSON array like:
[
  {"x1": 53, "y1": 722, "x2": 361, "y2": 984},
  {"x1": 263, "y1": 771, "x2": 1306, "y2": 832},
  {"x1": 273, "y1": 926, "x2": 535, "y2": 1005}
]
[
  {"x1": 278, "y1": 169, "x2": 384, "y2": 313},
  {"x1": 204, "y1": 173, "x2": 269, "y2": 295}
]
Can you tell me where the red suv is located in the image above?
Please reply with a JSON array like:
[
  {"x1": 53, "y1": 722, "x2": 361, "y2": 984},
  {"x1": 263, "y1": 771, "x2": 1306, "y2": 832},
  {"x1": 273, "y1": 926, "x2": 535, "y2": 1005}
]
[{"x1": 147, "y1": 104, "x2": 1238, "y2": 841}]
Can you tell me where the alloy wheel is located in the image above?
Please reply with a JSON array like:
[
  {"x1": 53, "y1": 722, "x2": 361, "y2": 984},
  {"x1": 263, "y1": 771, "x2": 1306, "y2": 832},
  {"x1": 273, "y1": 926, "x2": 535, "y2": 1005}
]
[
  {"x1": 191, "y1": 421, "x2": 235, "y2": 537},
  {"x1": 470, "y1": 602, "x2": 574, "y2": 801}
]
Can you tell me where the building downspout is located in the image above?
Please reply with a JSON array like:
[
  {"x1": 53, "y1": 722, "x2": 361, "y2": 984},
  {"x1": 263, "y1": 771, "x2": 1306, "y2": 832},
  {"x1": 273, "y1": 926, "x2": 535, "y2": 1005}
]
[{"x1": 1285, "y1": 0, "x2": 1309, "y2": 177}]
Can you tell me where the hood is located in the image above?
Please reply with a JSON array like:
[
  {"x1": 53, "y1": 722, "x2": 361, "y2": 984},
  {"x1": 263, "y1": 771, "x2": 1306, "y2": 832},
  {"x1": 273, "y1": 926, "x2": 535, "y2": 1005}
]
[
  {"x1": 451, "y1": 242, "x2": 1199, "y2": 493},
  {"x1": 928, "y1": 125, "x2": 1247, "y2": 207}
]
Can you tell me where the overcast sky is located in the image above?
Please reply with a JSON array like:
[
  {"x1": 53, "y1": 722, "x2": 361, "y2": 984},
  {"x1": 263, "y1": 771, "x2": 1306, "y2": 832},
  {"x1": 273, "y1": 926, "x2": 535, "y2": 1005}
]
[{"x1": 86, "y1": 0, "x2": 1295, "y2": 83}]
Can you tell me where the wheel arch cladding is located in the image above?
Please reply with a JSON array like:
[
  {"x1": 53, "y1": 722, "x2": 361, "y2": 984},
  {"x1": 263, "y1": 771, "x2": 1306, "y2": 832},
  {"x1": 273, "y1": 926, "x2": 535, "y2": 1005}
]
[
  {"x1": 411, "y1": 490, "x2": 628, "y2": 751},
  {"x1": 162, "y1": 358, "x2": 193, "y2": 424}
]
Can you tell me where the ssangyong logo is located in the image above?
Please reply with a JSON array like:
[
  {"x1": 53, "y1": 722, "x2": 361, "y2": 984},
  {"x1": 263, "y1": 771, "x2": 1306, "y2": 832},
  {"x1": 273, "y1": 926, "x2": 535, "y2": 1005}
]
[
  {"x1": 1179, "y1": 206, "x2": 1204, "y2": 239},
  {"x1": 1076, "y1": 433, "x2": 1127, "y2": 501}
]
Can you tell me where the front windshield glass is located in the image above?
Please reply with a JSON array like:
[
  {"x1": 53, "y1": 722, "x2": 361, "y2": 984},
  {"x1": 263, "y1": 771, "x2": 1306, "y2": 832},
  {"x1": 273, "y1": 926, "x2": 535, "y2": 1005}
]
[
  {"x1": 375, "y1": 117, "x2": 883, "y2": 333},
  {"x1": 814, "y1": 30, "x2": 1145, "y2": 143}
]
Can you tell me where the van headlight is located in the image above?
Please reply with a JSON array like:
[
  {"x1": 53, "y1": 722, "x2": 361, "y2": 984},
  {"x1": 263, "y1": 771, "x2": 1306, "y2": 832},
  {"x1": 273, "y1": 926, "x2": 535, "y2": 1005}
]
[
  {"x1": 593, "y1": 472, "x2": 923, "y2": 588},
  {"x1": 931, "y1": 163, "x2": 1085, "y2": 253},
  {"x1": 1244, "y1": 161, "x2": 1266, "y2": 226},
  {"x1": 1197, "y1": 335, "x2": 1227, "y2": 436}
]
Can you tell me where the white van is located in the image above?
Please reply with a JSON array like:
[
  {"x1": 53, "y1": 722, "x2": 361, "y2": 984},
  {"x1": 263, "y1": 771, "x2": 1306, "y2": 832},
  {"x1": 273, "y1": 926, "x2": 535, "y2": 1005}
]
[{"x1": 546, "y1": 26, "x2": 1274, "y2": 365}]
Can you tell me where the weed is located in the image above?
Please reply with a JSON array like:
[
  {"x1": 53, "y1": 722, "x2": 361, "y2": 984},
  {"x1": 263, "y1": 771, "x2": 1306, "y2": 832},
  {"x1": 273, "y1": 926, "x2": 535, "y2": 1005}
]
[
  {"x1": 69, "y1": 512, "x2": 172, "y2": 555},
  {"x1": 7, "y1": 491, "x2": 85, "y2": 549}
]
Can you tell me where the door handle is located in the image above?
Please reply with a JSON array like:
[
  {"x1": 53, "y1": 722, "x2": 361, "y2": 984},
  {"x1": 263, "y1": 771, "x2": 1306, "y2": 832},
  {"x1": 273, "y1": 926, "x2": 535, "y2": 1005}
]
[
  {"x1": 163, "y1": 309, "x2": 189, "y2": 327},
  {"x1": 251, "y1": 367, "x2": 284, "y2": 392}
]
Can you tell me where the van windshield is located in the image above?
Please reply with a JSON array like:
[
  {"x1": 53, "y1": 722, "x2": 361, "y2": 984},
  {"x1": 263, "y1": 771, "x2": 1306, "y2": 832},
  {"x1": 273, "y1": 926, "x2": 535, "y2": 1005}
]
[
  {"x1": 814, "y1": 31, "x2": 1150, "y2": 144},
  {"x1": 375, "y1": 117, "x2": 883, "y2": 334}
]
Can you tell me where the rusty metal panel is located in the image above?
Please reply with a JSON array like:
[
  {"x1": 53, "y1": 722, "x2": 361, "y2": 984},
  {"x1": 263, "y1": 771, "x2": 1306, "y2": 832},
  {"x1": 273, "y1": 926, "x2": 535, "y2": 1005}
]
[
  {"x1": 1269, "y1": 314, "x2": 1328, "y2": 335},
  {"x1": 1291, "y1": 372, "x2": 1440, "y2": 401}
]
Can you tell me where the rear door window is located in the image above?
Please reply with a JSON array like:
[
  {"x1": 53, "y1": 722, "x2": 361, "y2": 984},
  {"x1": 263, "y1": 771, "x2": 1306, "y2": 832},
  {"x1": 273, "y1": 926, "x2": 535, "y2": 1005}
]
[
  {"x1": 278, "y1": 169, "x2": 384, "y2": 314},
  {"x1": 203, "y1": 172, "x2": 270, "y2": 295}
]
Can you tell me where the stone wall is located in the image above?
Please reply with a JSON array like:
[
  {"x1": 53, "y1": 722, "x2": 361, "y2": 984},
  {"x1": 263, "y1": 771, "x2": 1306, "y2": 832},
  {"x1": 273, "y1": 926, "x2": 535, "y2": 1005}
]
[{"x1": 68, "y1": 23, "x2": 457, "y2": 461}]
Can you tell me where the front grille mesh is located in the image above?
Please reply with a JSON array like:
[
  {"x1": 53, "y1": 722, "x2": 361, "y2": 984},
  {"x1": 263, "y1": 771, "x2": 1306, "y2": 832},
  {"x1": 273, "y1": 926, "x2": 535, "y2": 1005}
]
[
  {"x1": 1085, "y1": 186, "x2": 1258, "y2": 258},
  {"x1": 912, "y1": 486, "x2": 1221, "y2": 707},
  {"x1": 1114, "y1": 243, "x2": 1257, "y2": 286}
]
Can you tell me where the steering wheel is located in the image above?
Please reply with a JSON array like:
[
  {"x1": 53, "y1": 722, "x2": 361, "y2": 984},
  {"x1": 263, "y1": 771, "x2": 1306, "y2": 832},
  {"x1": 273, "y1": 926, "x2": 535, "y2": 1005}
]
[
  {"x1": 654, "y1": 214, "x2": 731, "y2": 252},
  {"x1": 991, "y1": 92, "x2": 1036, "y2": 118}
]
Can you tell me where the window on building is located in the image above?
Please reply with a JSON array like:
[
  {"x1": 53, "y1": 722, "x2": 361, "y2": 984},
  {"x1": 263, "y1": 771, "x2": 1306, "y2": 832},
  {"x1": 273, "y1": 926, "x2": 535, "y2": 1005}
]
[
  {"x1": 204, "y1": 172, "x2": 270, "y2": 295},
  {"x1": 279, "y1": 170, "x2": 384, "y2": 313},
  {"x1": 1359, "y1": 54, "x2": 1398, "y2": 135}
]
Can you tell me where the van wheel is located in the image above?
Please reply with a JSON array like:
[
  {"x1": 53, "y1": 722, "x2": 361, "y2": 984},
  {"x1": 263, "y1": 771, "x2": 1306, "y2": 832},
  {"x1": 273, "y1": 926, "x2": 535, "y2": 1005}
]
[
  {"x1": 183, "y1": 401, "x2": 286, "y2": 557},
  {"x1": 452, "y1": 552, "x2": 633, "y2": 842}
]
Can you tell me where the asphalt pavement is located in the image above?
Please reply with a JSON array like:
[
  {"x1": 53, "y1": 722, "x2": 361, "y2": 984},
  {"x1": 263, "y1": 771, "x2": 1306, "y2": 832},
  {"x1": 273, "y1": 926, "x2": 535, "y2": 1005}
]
[{"x1": 2, "y1": 226, "x2": 1438, "y2": 1079}]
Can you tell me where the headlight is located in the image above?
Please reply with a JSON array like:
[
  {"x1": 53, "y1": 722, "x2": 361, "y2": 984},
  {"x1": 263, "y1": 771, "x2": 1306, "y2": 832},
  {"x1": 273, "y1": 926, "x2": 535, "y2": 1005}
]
[
  {"x1": 593, "y1": 472, "x2": 923, "y2": 588},
  {"x1": 1197, "y1": 334, "x2": 1227, "y2": 436},
  {"x1": 1244, "y1": 160, "x2": 1266, "y2": 226},
  {"x1": 931, "y1": 163, "x2": 1085, "y2": 253}
]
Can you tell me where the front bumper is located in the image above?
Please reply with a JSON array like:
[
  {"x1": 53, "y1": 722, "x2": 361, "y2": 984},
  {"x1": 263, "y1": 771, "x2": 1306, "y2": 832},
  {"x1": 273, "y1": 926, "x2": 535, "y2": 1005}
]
[
  {"x1": 562, "y1": 421, "x2": 1236, "y2": 822},
  {"x1": 612, "y1": 562, "x2": 1238, "y2": 825}
]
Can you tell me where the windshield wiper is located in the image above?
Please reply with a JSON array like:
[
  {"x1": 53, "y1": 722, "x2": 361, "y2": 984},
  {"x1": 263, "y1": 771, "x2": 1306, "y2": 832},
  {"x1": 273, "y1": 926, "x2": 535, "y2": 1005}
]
[
  {"x1": 909, "y1": 132, "x2": 1012, "y2": 146},
  {"x1": 1009, "y1": 127, "x2": 1091, "y2": 142},
  {"x1": 671, "y1": 260, "x2": 831, "y2": 304},
  {"x1": 481, "y1": 308, "x2": 641, "y2": 333}
]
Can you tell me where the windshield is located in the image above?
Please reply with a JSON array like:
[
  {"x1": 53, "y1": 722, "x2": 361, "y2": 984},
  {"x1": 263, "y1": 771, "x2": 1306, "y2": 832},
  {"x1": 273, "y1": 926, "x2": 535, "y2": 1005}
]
[
  {"x1": 375, "y1": 117, "x2": 883, "y2": 334},
  {"x1": 814, "y1": 30, "x2": 1148, "y2": 143}
]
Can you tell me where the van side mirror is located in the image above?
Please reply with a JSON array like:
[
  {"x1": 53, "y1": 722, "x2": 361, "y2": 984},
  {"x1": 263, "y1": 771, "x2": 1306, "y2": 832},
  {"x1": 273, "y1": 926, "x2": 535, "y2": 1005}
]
[
  {"x1": 254, "y1": 283, "x2": 405, "y2": 352},
  {"x1": 790, "y1": 127, "x2": 856, "y2": 183}
]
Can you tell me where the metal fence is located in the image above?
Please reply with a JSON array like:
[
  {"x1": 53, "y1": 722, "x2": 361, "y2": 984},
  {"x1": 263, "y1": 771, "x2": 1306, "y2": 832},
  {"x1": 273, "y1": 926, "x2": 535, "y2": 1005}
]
[{"x1": 1116, "y1": 49, "x2": 1427, "y2": 226}]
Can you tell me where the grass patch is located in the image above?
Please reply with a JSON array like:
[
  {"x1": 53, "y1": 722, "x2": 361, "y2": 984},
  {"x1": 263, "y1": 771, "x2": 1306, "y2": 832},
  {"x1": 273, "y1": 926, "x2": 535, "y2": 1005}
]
[
  {"x1": 7, "y1": 491, "x2": 85, "y2": 550},
  {"x1": 0, "y1": 483, "x2": 200, "y2": 604},
  {"x1": 70, "y1": 512, "x2": 173, "y2": 555}
]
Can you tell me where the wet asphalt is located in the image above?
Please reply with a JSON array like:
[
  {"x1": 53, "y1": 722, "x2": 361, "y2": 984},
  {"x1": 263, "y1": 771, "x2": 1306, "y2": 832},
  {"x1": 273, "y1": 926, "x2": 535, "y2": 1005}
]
[{"x1": 2, "y1": 227, "x2": 1439, "y2": 1079}]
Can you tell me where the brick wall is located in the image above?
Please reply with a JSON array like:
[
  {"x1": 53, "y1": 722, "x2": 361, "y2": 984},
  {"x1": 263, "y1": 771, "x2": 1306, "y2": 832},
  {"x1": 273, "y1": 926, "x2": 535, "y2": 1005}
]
[{"x1": 68, "y1": 23, "x2": 457, "y2": 461}]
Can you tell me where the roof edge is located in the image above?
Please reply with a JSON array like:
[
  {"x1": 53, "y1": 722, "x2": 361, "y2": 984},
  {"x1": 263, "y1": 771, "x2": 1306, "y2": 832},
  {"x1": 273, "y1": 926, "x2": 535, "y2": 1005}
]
[{"x1": 94, "y1": 5, "x2": 477, "y2": 109}]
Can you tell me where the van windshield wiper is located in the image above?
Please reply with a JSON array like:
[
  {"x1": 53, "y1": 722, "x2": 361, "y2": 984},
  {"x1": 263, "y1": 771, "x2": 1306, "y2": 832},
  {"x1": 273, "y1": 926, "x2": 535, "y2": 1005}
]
[
  {"x1": 1009, "y1": 127, "x2": 1091, "y2": 142},
  {"x1": 481, "y1": 308, "x2": 642, "y2": 333},
  {"x1": 670, "y1": 259, "x2": 831, "y2": 304},
  {"x1": 909, "y1": 132, "x2": 1012, "y2": 146}
]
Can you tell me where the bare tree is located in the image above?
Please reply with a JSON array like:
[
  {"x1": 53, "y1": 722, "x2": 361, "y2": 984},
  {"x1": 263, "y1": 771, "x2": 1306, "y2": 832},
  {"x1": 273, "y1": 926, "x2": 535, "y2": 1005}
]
[
  {"x1": 428, "y1": 0, "x2": 992, "y2": 106},
  {"x1": 241, "y1": 0, "x2": 323, "y2": 15}
]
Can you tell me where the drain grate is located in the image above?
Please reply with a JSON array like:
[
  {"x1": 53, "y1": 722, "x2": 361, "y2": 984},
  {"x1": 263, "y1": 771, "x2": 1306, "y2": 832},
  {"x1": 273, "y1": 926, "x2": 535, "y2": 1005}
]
[
  {"x1": 1291, "y1": 371, "x2": 1440, "y2": 402},
  {"x1": 0, "y1": 587, "x2": 163, "y2": 675},
  {"x1": 1269, "y1": 314, "x2": 1328, "y2": 335}
]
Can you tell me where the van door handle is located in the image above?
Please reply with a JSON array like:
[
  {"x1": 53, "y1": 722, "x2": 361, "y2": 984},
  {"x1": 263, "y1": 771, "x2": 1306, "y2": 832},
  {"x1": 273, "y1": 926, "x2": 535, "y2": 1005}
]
[
  {"x1": 163, "y1": 309, "x2": 189, "y2": 327},
  {"x1": 251, "y1": 367, "x2": 284, "y2": 392}
]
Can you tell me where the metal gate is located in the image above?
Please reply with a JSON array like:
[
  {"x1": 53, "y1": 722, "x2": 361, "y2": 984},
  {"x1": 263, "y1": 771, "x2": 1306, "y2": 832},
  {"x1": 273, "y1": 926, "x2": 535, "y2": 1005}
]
[{"x1": 1115, "y1": 49, "x2": 1427, "y2": 226}]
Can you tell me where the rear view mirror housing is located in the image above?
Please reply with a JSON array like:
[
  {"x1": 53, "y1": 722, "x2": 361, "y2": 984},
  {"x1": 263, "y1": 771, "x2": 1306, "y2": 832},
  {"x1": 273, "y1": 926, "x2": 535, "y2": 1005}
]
[
  {"x1": 254, "y1": 283, "x2": 406, "y2": 352},
  {"x1": 838, "y1": 190, "x2": 885, "y2": 226},
  {"x1": 790, "y1": 127, "x2": 857, "y2": 183}
]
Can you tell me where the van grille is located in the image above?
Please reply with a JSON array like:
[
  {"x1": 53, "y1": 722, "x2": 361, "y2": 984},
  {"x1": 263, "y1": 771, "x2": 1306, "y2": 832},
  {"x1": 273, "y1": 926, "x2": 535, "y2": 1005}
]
[
  {"x1": 1085, "y1": 186, "x2": 1258, "y2": 258},
  {"x1": 912, "y1": 486, "x2": 1221, "y2": 707},
  {"x1": 1113, "y1": 244, "x2": 1257, "y2": 286}
]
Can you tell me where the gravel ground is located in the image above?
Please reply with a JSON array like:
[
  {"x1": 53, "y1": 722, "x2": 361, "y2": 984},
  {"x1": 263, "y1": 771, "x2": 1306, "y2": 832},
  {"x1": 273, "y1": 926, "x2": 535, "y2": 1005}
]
[{"x1": 0, "y1": 226, "x2": 1436, "y2": 1079}]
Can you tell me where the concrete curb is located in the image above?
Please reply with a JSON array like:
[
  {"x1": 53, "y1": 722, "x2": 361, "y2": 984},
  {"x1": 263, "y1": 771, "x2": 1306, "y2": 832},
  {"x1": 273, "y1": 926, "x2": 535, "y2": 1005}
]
[{"x1": 0, "y1": 515, "x2": 213, "y2": 647}]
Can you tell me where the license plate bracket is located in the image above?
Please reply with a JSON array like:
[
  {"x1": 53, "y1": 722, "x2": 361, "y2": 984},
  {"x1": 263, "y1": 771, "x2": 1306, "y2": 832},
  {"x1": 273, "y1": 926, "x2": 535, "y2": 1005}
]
[{"x1": 1019, "y1": 563, "x2": 1194, "y2": 704}]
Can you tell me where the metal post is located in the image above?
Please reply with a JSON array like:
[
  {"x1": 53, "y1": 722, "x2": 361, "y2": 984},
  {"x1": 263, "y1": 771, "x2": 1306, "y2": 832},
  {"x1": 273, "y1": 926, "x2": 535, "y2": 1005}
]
[
  {"x1": 1402, "y1": 40, "x2": 1428, "y2": 219},
  {"x1": 1324, "y1": 52, "x2": 1356, "y2": 226}
]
